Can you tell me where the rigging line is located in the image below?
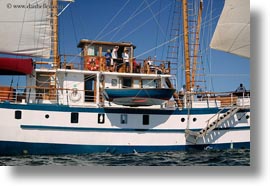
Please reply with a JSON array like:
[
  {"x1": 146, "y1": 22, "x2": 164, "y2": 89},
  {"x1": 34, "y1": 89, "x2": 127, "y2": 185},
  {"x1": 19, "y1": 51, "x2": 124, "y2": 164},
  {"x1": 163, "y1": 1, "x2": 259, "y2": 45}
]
[
  {"x1": 154, "y1": 0, "x2": 163, "y2": 57},
  {"x1": 15, "y1": 0, "x2": 29, "y2": 58},
  {"x1": 70, "y1": 6, "x2": 78, "y2": 43},
  {"x1": 110, "y1": 1, "x2": 145, "y2": 41},
  {"x1": 161, "y1": 0, "x2": 174, "y2": 60},
  {"x1": 38, "y1": 0, "x2": 50, "y2": 61},
  {"x1": 76, "y1": 4, "x2": 87, "y2": 39},
  {"x1": 58, "y1": 1, "x2": 73, "y2": 16},
  {"x1": 136, "y1": 34, "x2": 181, "y2": 58},
  {"x1": 136, "y1": 7, "x2": 220, "y2": 59},
  {"x1": 117, "y1": 2, "x2": 172, "y2": 42},
  {"x1": 209, "y1": 0, "x2": 215, "y2": 92},
  {"x1": 205, "y1": 74, "x2": 249, "y2": 77},
  {"x1": 66, "y1": 50, "x2": 83, "y2": 64},
  {"x1": 143, "y1": 0, "x2": 166, "y2": 39},
  {"x1": 99, "y1": 0, "x2": 159, "y2": 41},
  {"x1": 95, "y1": 0, "x2": 131, "y2": 40}
]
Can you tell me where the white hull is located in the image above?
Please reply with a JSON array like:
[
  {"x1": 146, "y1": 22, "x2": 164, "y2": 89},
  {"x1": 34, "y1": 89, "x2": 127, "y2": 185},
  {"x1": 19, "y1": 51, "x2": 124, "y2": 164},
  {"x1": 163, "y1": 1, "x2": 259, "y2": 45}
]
[{"x1": 0, "y1": 103, "x2": 250, "y2": 155}]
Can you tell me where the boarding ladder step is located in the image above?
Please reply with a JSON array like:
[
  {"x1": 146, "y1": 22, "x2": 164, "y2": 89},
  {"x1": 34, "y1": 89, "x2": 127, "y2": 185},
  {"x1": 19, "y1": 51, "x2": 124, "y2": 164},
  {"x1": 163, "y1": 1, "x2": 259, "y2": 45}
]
[{"x1": 185, "y1": 106, "x2": 241, "y2": 144}]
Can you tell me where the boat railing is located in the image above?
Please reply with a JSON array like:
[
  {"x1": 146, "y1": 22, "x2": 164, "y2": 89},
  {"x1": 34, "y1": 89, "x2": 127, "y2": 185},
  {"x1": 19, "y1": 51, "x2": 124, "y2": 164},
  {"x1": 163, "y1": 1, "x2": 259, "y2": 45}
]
[
  {"x1": 35, "y1": 53, "x2": 172, "y2": 77},
  {"x1": 0, "y1": 86, "x2": 250, "y2": 109},
  {"x1": 176, "y1": 90, "x2": 251, "y2": 109},
  {"x1": 0, "y1": 86, "x2": 100, "y2": 106},
  {"x1": 34, "y1": 54, "x2": 83, "y2": 70},
  {"x1": 59, "y1": 54, "x2": 84, "y2": 70}
]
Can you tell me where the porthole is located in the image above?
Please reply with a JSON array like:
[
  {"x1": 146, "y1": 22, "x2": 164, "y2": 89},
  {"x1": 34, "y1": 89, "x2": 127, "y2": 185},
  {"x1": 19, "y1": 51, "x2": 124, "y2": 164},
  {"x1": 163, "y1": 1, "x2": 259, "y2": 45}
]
[
  {"x1": 71, "y1": 112, "x2": 79, "y2": 123},
  {"x1": 193, "y1": 118, "x2": 197, "y2": 122},
  {"x1": 15, "y1": 110, "x2": 22, "y2": 120},
  {"x1": 121, "y1": 114, "x2": 128, "y2": 124},
  {"x1": 45, "y1": 114, "x2": 49, "y2": 119},
  {"x1": 143, "y1": 115, "x2": 149, "y2": 125},
  {"x1": 246, "y1": 115, "x2": 250, "y2": 120},
  {"x1": 181, "y1": 118, "x2": 185, "y2": 122},
  {"x1": 98, "y1": 113, "x2": 105, "y2": 124}
]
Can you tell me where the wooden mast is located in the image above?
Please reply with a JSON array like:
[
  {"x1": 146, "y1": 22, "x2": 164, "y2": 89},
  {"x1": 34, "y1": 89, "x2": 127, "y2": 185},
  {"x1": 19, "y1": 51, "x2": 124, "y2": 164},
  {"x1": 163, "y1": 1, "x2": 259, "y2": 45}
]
[
  {"x1": 52, "y1": 0, "x2": 59, "y2": 69},
  {"x1": 191, "y1": 0, "x2": 203, "y2": 88},
  {"x1": 50, "y1": 0, "x2": 59, "y2": 100},
  {"x1": 182, "y1": 0, "x2": 191, "y2": 92}
]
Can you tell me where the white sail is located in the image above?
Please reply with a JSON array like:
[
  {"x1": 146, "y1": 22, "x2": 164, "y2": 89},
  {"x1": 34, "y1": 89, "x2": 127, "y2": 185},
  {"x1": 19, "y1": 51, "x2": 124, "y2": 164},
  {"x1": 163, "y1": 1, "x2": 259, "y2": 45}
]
[
  {"x1": 0, "y1": 0, "x2": 52, "y2": 58},
  {"x1": 210, "y1": 0, "x2": 250, "y2": 58}
]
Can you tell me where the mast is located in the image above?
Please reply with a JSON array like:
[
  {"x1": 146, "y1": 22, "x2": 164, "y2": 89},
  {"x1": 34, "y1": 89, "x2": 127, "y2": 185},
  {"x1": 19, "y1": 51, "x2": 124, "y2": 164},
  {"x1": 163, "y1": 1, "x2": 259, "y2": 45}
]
[
  {"x1": 182, "y1": 0, "x2": 191, "y2": 92},
  {"x1": 191, "y1": 0, "x2": 203, "y2": 88},
  {"x1": 50, "y1": 0, "x2": 59, "y2": 101},
  {"x1": 52, "y1": 0, "x2": 59, "y2": 69}
]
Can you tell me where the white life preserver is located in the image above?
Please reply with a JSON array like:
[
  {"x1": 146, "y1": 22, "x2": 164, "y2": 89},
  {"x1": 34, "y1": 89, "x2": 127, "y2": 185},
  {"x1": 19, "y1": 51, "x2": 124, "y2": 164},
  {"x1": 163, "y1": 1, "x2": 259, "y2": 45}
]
[{"x1": 69, "y1": 88, "x2": 81, "y2": 102}]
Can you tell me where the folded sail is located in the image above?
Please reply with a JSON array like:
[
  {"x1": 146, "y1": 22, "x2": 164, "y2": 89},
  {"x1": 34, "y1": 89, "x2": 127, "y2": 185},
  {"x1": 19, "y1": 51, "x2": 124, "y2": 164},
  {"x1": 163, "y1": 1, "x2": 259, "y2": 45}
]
[
  {"x1": 210, "y1": 0, "x2": 250, "y2": 58},
  {"x1": 0, "y1": 0, "x2": 52, "y2": 58}
]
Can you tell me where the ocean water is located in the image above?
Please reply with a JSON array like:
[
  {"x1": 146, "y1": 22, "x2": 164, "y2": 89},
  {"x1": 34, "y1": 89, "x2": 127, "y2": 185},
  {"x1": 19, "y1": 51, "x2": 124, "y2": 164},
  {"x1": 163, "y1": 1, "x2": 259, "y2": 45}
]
[{"x1": 0, "y1": 149, "x2": 250, "y2": 166}]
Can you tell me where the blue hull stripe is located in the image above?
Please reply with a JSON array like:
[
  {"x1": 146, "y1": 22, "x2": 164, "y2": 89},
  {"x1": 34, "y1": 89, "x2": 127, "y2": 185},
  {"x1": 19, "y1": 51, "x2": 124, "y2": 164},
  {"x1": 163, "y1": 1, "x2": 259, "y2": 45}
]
[
  {"x1": 0, "y1": 102, "x2": 250, "y2": 115},
  {"x1": 0, "y1": 140, "x2": 250, "y2": 155},
  {"x1": 21, "y1": 125, "x2": 250, "y2": 133}
]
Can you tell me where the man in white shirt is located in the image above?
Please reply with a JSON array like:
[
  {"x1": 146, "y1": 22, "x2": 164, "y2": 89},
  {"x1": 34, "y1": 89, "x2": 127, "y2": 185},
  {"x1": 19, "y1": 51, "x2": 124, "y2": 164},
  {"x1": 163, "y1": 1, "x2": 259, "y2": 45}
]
[
  {"x1": 123, "y1": 49, "x2": 129, "y2": 72},
  {"x1": 112, "y1": 46, "x2": 119, "y2": 71}
]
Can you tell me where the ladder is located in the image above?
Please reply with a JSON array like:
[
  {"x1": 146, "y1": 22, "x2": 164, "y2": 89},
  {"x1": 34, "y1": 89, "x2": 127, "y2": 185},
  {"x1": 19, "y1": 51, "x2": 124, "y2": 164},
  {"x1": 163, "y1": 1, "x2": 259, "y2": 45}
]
[
  {"x1": 166, "y1": 0, "x2": 182, "y2": 88},
  {"x1": 186, "y1": 0, "x2": 206, "y2": 89},
  {"x1": 185, "y1": 106, "x2": 241, "y2": 144}
]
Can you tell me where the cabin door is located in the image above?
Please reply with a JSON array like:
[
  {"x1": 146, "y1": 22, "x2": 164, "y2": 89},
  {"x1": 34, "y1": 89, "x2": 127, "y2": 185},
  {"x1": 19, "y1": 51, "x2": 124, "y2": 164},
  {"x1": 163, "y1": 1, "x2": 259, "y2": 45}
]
[{"x1": 84, "y1": 75, "x2": 96, "y2": 102}]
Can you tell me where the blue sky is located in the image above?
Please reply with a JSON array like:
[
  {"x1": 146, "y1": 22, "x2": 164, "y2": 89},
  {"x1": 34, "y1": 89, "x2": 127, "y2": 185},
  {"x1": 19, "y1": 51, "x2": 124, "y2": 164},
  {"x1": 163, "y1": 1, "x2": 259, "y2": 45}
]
[{"x1": 0, "y1": 0, "x2": 250, "y2": 92}]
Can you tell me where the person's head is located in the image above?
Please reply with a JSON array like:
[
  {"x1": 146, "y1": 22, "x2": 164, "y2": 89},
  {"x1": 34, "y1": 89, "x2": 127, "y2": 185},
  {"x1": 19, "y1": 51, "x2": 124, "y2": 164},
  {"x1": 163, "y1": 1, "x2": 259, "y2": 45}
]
[
  {"x1": 124, "y1": 49, "x2": 129, "y2": 53},
  {"x1": 240, "y1": 83, "x2": 243, "y2": 87},
  {"x1": 107, "y1": 49, "x2": 111, "y2": 53},
  {"x1": 114, "y1": 46, "x2": 119, "y2": 50},
  {"x1": 183, "y1": 85, "x2": 186, "y2": 88}
]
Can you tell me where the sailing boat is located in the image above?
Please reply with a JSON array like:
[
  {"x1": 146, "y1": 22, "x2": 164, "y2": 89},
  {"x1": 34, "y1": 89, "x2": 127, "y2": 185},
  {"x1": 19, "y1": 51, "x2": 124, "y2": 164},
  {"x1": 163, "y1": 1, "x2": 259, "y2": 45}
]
[{"x1": 0, "y1": 0, "x2": 250, "y2": 155}]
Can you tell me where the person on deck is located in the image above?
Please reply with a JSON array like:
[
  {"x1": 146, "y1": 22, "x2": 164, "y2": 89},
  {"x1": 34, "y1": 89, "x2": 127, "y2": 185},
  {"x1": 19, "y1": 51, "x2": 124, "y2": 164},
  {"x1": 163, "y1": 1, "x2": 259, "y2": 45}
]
[
  {"x1": 235, "y1": 83, "x2": 246, "y2": 93},
  {"x1": 179, "y1": 85, "x2": 186, "y2": 106},
  {"x1": 235, "y1": 83, "x2": 246, "y2": 97},
  {"x1": 147, "y1": 56, "x2": 154, "y2": 73},
  {"x1": 112, "y1": 46, "x2": 119, "y2": 71},
  {"x1": 195, "y1": 85, "x2": 203, "y2": 100},
  {"x1": 123, "y1": 49, "x2": 130, "y2": 73},
  {"x1": 105, "y1": 49, "x2": 112, "y2": 71}
]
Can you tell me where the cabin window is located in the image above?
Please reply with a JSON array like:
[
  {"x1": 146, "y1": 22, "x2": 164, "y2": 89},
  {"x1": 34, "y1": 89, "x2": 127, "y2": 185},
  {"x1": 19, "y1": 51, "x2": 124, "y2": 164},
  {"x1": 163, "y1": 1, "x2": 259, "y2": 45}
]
[
  {"x1": 142, "y1": 79, "x2": 158, "y2": 88},
  {"x1": 181, "y1": 118, "x2": 185, "y2": 122},
  {"x1": 122, "y1": 78, "x2": 132, "y2": 88},
  {"x1": 133, "y1": 79, "x2": 140, "y2": 88},
  {"x1": 111, "y1": 79, "x2": 117, "y2": 87},
  {"x1": 15, "y1": 110, "x2": 22, "y2": 120},
  {"x1": 143, "y1": 115, "x2": 149, "y2": 125},
  {"x1": 121, "y1": 114, "x2": 128, "y2": 124},
  {"x1": 71, "y1": 112, "x2": 79, "y2": 123},
  {"x1": 98, "y1": 113, "x2": 105, "y2": 124},
  {"x1": 87, "y1": 46, "x2": 95, "y2": 56},
  {"x1": 45, "y1": 114, "x2": 50, "y2": 119}
]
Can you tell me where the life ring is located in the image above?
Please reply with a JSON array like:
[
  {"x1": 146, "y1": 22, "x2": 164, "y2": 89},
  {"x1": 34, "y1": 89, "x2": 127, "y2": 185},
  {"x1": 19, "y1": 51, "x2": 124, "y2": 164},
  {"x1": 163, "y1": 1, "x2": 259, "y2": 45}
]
[
  {"x1": 86, "y1": 57, "x2": 100, "y2": 71},
  {"x1": 69, "y1": 88, "x2": 81, "y2": 102}
]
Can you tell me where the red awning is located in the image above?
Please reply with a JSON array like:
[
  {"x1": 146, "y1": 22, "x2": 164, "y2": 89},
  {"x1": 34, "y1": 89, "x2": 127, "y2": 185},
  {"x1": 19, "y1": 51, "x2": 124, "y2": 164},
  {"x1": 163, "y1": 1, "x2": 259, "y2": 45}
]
[{"x1": 0, "y1": 58, "x2": 33, "y2": 75}]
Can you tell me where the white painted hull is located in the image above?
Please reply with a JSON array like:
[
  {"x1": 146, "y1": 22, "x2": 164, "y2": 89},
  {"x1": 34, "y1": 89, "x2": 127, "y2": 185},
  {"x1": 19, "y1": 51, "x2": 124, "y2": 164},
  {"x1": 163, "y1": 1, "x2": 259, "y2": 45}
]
[{"x1": 0, "y1": 103, "x2": 250, "y2": 155}]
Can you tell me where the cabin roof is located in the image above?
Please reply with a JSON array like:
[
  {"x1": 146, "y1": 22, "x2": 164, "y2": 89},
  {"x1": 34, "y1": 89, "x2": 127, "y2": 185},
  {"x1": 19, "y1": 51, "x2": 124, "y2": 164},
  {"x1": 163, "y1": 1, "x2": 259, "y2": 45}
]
[{"x1": 77, "y1": 39, "x2": 136, "y2": 49}]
